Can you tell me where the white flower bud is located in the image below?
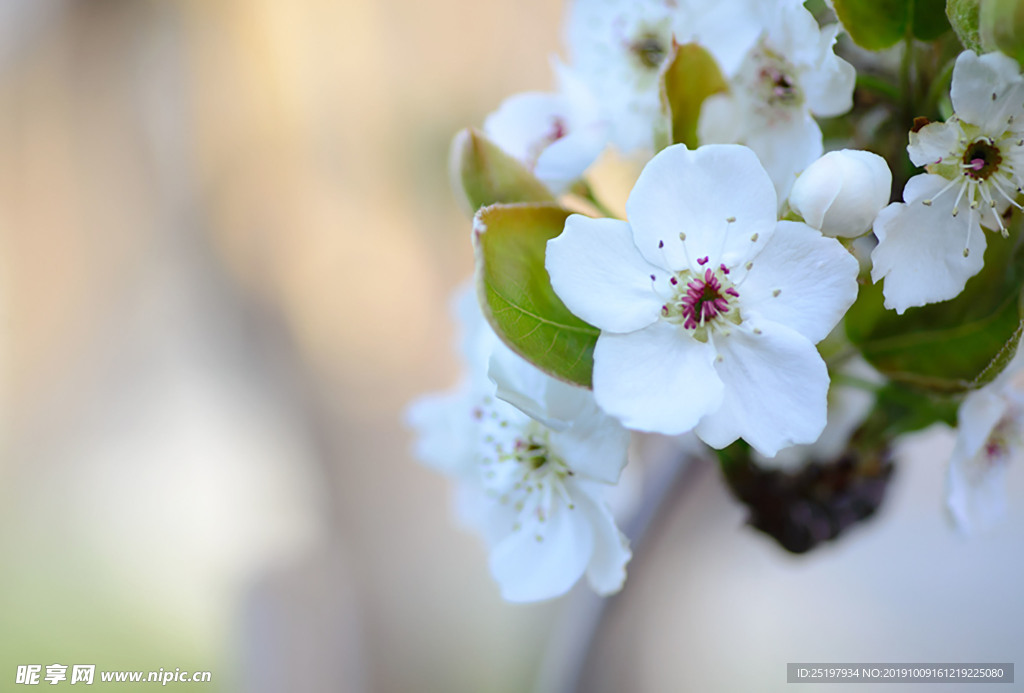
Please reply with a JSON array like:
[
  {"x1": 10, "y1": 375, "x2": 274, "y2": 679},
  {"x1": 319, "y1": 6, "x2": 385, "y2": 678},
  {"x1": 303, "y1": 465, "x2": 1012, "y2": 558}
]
[{"x1": 788, "y1": 149, "x2": 892, "y2": 238}]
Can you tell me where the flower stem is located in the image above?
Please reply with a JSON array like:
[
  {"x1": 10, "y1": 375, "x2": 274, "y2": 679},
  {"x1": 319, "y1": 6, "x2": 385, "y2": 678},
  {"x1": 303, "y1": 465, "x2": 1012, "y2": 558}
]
[
  {"x1": 534, "y1": 442, "x2": 710, "y2": 693},
  {"x1": 855, "y1": 73, "x2": 900, "y2": 103},
  {"x1": 923, "y1": 57, "x2": 955, "y2": 117},
  {"x1": 900, "y1": 1, "x2": 916, "y2": 123}
]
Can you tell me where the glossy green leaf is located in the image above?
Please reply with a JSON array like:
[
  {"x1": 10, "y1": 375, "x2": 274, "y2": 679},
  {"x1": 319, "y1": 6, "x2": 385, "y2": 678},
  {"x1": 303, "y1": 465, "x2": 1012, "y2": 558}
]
[
  {"x1": 450, "y1": 128, "x2": 553, "y2": 217},
  {"x1": 834, "y1": 0, "x2": 949, "y2": 50},
  {"x1": 474, "y1": 203, "x2": 599, "y2": 387},
  {"x1": 847, "y1": 231, "x2": 1024, "y2": 393},
  {"x1": 660, "y1": 42, "x2": 729, "y2": 148}
]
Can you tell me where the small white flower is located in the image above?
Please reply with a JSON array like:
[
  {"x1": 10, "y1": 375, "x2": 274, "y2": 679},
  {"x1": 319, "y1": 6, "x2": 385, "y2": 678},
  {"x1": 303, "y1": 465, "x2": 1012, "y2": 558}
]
[
  {"x1": 545, "y1": 144, "x2": 859, "y2": 457},
  {"x1": 484, "y1": 62, "x2": 609, "y2": 194},
  {"x1": 872, "y1": 50, "x2": 1024, "y2": 313},
  {"x1": 788, "y1": 149, "x2": 892, "y2": 238},
  {"x1": 947, "y1": 349, "x2": 1024, "y2": 533},
  {"x1": 564, "y1": 0, "x2": 762, "y2": 153},
  {"x1": 698, "y1": 0, "x2": 855, "y2": 200},
  {"x1": 406, "y1": 289, "x2": 631, "y2": 602}
]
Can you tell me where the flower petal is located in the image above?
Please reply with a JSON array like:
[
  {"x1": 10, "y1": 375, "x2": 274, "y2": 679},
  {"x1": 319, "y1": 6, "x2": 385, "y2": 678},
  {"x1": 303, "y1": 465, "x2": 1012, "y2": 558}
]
[
  {"x1": 870, "y1": 174, "x2": 986, "y2": 314},
  {"x1": 740, "y1": 220, "x2": 859, "y2": 344},
  {"x1": 947, "y1": 440, "x2": 1010, "y2": 534},
  {"x1": 572, "y1": 481, "x2": 630, "y2": 596},
  {"x1": 489, "y1": 496, "x2": 594, "y2": 602},
  {"x1": 625, "y1": 144, "x2": 777, "y2": 272},
  {"x1": 550, "y1": 392, "x2": 631, "y2": 484},
  {"x1": 484, "y1": 91, "x2": 565, "y2": 165},
  {"x1": 907, "y1": 121, "x2": 961, "y2": 168},
  {"x1": 534, "y1": 123, "x2": 608, "y2": 193},
  {"x1": 961, "y1": 386, "x2": 1007, "y2": 455},
  {"x1": 546, "y1": 215, "x2": 663, "y2": 333},
  {"x1": 695, "y1": 320, "x2": 829, "y2": 456},
  {"x1": 592, "y1": 320, "x2": 723, "y2": 435},
  {"x1": 745, "y1": 111, "x2": 824, "y2": 203},
  {"x1": 488, "y1": 343, "x2": 579, "y2": 431},
  {"x1": 800, "y1": 25, "x2": 856, "y2": 118},
  {"x1": 950, "y1": 50, "x2": 1024, "y2": 134},
  {"x1": 404, "y1": 387, "x2": 478, "y2": 476}
]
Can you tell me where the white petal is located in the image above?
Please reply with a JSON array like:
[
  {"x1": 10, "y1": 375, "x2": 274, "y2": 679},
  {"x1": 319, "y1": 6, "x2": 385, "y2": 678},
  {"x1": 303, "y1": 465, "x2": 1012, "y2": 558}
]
[
  {"x1": 488, "y1": 343, "x2": 576, "y2": 430},
  {"x1": 484, "y1": 91, "x2": 565, "y2": 165},
  {"x1": 455, "y1": 481, "x2": 518, "y2": 546},
  {"x1": 489, "y1": 496, "x2": 594, "y2": 602},
  {"x1": 534, "y1": 123, "x2": 608, "y2": 193},
  {"x1": 625, "y1": 144, "x2": 777, "y2": 272},
  {"x1": 452, "y1": 283, "x2": 502, "y2": 387},
  {"x1": 695, "y1": 321, "x2": 829, "y2": 456},
  {"x1": 697, "y1": 92, "x2": 745, "y2": 145},
  {"x1": 947, "y1": 442, "x2": 1010, "y2": 534},
  {"x1": 954, "y1": 388, "x2": 1008, "y2": 465},
  {"x1": 755, "y1": 356, "x2": 883, "y2": 469},
  {"x1": 740, "y1": 220, "x2": 859, "y2": 344},
  {"x1": 546, "y1": 215, "x2": 664, "y2": 333},
  {"x1": 572, "y1": 481, "x2": 630, "y2": 596},
  {"x1": 745, "y1": 111, "x2": 824, "y2": 203},
  {"x1": 674, "y1": 0, "x2": 762, "y2": 77},
  {"x1": 800, "y1": 26, "x2": 856, "y2": 118},
  {"x1": 950, "y1": 50, "x2": 1024, "y2": 133},
  {"x1": 592, "y1": 321, "x2": 723, "y2": 435},
  {"x1": 549, "y1": 393, "x2": 631, "y2": 484},
  {"x1": 788, "y1": 158, "x2": 842, "y2": 231},
  {"x1": 404, "y1": 388, "x2": 478, "y2": 476},
  {"x1": 908, "y1": 121, "x2": 961, "y2": 168},
  {"x1": 870, "y1": 174, "x2": 986, "y2": 314}
]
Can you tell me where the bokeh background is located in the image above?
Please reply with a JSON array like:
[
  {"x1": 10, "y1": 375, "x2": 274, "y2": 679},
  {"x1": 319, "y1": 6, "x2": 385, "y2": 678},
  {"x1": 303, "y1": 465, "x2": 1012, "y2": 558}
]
[{"x1": 0, "y1": 1, "x2": 1021, "y2": 692}]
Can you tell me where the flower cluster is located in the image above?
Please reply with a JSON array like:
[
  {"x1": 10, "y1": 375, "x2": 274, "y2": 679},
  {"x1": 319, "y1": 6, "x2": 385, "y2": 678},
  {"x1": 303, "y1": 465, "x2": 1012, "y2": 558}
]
[{"x1": 409, "y1": 0, "x2": 1024, "y2": 601}]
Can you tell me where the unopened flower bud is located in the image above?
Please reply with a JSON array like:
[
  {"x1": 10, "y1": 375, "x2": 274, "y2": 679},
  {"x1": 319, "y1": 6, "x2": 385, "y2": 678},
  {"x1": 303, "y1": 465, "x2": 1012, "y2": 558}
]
[{"x1": 788, "y1": 149, "x2": 892, "y2": 238}]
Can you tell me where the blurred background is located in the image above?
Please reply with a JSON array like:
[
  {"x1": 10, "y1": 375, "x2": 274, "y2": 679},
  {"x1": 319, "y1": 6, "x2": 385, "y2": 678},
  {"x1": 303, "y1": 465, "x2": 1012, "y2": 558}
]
[{"x1": 0, "y1": 1, "x2": 1021, "y2": 692}]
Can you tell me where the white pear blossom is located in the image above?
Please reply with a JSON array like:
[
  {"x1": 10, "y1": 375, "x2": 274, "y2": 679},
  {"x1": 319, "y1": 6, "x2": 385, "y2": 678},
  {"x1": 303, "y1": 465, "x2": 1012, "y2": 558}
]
[
  {"x1": 483, "y1": 61, "x2": 609, "y2": 194},
  {"x1": 947, "y1": 349, "x2": 1024, "y2": 533},
  {"x1": 405, "y1": 289, "x2": 631, "y2": 602},
  {"x1": 545, "y1": 144, "x2": 859, "y2": 457},
  {"x1": 564, "y1": 0, "x2": 762, "y2": 154},
  {"x1": 872, "y1": 50, "x2": 1024, "y2": 313},
  {"x1": 788, "y1": 149, "x2": 892, "y2": 238},
  {"x1": 698, "y1": 0, "x2": 856, "y2": 200}
]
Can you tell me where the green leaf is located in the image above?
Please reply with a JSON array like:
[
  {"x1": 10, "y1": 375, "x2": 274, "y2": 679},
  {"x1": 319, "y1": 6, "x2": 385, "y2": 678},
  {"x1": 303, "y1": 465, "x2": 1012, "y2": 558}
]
[
  {"x1": 473, "y1": 203, "x2": 599, "y2": 387},
  {"x1": 834, "y1": 0, "x2": 949, "y2": 50},
  {"x1": 660, "y1": 42, "x2": 729, "y2": 149},
  {"x1": 946, "y1": 0, "x2": 983, "y2": 50},
  {"x1": 846, "y1": 231, "x2": 1024, "y2": 393},
  {"x1": 914, "y1": 0, "x2": 953, "y2": 40},
  {"x1": 833, "y1": 0, "x2": 909, "y2": 50},
  {"x1": 450, "y1": 128, "x2": 553, "y2": 217}
]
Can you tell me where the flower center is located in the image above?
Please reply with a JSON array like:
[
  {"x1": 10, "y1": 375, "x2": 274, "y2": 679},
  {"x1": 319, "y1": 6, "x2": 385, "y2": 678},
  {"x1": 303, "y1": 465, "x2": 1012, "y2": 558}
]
[
  {"x1": 475, "y1": 406, "x2": 576, "y2": 536},
  {"x1": 741, "y1": 44, "x2": 803, "y2": 115},
  {"x1": 660, "y1": 258, "x2": 741, "y2": 340},
  {"x1": 630, "y1": 32, "x2": 668, "y2": 70},
  {"x1": 962, "y1": 139, "x2": 1003, "y2": 181}
]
